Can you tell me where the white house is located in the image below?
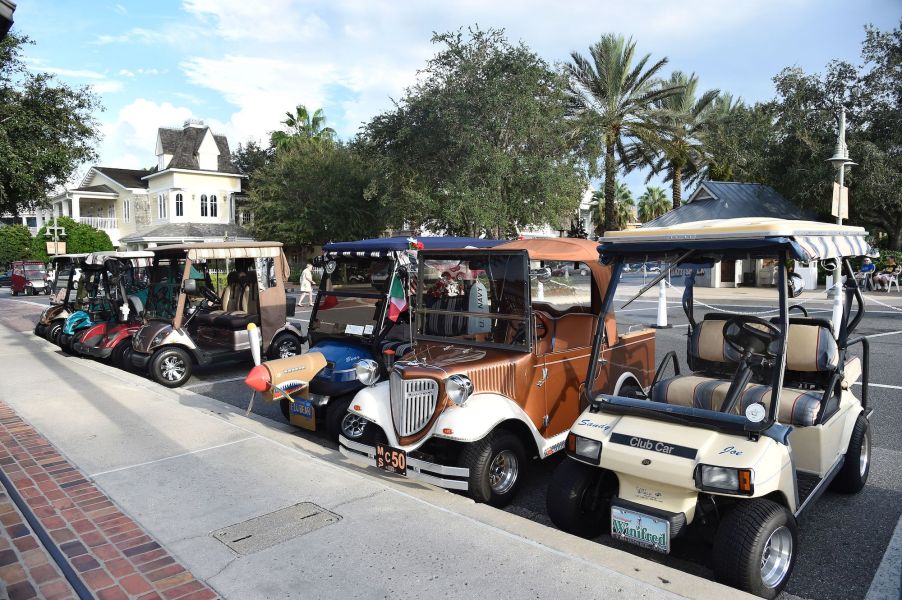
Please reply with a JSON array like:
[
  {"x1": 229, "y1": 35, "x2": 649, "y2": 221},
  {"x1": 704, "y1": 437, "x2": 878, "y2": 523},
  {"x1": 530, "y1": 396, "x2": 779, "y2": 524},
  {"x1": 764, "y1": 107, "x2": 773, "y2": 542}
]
[{"x1": 49, "y1": 119, "x2": 252, "y2": 249}]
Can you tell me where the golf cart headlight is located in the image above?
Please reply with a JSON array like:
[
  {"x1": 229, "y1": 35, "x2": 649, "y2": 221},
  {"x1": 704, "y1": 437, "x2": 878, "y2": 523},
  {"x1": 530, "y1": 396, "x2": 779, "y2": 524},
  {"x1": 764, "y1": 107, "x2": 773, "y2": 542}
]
[
  {"x1": 445, "y1": 374, "x2": 473, "y2": 406},
  {"x1": 566, "y1": 432, "x2": 602, "y2": 463},
  {"x1": 355, "y1": 359, "x2": 380, "y2": 386},
  {"x1": 697, "y1": 465, "x2": 753, "y2": 495},
  {"x1": 150, "y1": 331, "x2": 168, "y2": 347}
]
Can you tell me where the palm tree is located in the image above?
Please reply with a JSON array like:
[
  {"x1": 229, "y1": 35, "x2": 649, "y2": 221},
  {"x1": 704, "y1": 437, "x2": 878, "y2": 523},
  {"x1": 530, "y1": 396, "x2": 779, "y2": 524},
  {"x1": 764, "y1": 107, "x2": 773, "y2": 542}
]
[
  {"x1": 637, "y1": 186, "x2": 669, "y2": 222},
  {"x1": 645, "y1": 72, "x2": 719, "y2": 210},
  {"x1": 270, "y1": 105, "x2": 337, "y2": 151},
  {"x1": 567, "y1": 34, "x2": 683, "y2": 233},
  {"x1": 698, "y1": 93, "x2": 742, "y2": 182},
  {"x1": 592, "y1": 182, "x2": 635, "y2": 231}
]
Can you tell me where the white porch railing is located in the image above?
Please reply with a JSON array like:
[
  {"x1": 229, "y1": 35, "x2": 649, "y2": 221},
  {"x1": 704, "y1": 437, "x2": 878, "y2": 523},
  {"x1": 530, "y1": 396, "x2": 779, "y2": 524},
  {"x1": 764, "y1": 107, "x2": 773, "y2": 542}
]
[{"x1": 78, "y1": 217, "x2": 118, "y2": 230}]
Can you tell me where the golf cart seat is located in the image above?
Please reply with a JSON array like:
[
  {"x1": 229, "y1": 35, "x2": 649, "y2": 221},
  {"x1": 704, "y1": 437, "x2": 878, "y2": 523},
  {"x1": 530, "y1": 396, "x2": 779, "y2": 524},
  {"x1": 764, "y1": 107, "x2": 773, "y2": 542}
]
[
  {"x1": 212, "y1": 272, "x2": 260, "y2": 330},
  {"x1": 194, "y1": 271, "x2": 243, "y2": 325},
  {"x1": 651, "y1": 314, "x2": 840, "y2": 427}
]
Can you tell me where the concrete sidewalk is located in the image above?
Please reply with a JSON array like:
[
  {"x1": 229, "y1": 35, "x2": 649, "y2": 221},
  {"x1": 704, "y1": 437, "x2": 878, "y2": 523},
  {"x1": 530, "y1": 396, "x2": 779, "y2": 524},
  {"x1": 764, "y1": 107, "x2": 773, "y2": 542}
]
[{"x1": 0, "y1": 321, "x2": 752, "y2": 599}]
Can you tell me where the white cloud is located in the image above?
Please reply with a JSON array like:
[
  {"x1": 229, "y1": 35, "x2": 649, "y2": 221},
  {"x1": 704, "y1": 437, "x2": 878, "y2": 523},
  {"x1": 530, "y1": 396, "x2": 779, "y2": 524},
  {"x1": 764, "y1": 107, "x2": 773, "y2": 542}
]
[
  {"x1": 119, "y1": 69, "x2": 135, "y2": 78},
  {"x1": 113, "y1": 3, "x2": 127, "y2": 15},
  {"x1": 99, "y1": 99, "x2": 195, "y2": 169},
  {"x1": 40, "y1": 67, "x2": 107, "y2": 79},
  {"x1": 92, "y1": 80, "x2": 124, "y2": 94}
]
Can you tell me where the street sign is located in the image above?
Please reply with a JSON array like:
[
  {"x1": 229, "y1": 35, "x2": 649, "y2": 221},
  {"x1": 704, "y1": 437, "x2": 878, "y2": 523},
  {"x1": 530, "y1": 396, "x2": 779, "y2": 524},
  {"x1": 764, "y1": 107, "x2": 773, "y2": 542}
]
[
  {"x1": 46, "y1": 241, "x2": 67, "y2": 255},
  {"x1": 831, "y1": 182, "x2": 848, "y2": 219}
]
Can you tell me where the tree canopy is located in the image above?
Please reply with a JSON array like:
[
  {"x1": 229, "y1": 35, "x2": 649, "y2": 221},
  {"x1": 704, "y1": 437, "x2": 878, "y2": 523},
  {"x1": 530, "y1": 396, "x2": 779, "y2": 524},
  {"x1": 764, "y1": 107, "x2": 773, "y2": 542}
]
[
  {"x1": 0, "y1": 33, "x2": 100, "y2": 217},
  {"x1": 362, "y1": 27, "x2": 586, "y2": 237},
  {"x1": 0, "y1": 224, "x2": 32, "y2": 268},
  {"x1": 29, "y1": 216, "x2": 113, "y2": 262}
]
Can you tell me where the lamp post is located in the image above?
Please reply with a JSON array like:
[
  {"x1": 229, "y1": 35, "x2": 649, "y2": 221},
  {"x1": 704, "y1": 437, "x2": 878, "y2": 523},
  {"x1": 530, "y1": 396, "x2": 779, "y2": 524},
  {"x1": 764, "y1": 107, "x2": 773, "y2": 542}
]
[{"x1": 825, "y1": 107, "x2": 857, "y2": 334}]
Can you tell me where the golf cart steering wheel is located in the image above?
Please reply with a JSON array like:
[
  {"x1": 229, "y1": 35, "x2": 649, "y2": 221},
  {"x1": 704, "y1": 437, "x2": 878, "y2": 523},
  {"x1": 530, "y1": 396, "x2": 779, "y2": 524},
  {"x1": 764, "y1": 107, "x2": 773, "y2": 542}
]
[
  {"x1": 723, "y1": 315, "x2": 781, "y2": 358},
  {"x1": 200, "y1": 285, "x2": 221, "y2": 306},
  {"x1": 534, "y1": 312, "x2": 552, "y2": 340}
]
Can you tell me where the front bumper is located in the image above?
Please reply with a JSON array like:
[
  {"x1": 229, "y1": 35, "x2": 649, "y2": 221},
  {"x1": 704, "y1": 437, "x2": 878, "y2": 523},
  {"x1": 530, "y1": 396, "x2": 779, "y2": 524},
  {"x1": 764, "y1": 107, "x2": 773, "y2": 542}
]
[
  {"x1": 59, "y1": 333, "x2": 74, "y2": 350},
  {"x1": 338, "y1": 435, "x2": 470, "y2": 491},
  {"x1": 131, "y1": 351, "x2": 152, "y2": 371},
  {"x1": 73, "y1": 341, "x2": 113, "y2": 359}
]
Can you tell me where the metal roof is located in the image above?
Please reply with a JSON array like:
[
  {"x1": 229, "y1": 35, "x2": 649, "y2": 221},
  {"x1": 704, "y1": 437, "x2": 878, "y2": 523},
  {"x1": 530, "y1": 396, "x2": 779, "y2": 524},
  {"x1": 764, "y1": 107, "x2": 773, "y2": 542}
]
[
  {"x1": 119, "y1": 222, "x2": 253, "y2": 244},
  {"x1": 644, "y1": 182, "x2": 811, "y2": 228}
]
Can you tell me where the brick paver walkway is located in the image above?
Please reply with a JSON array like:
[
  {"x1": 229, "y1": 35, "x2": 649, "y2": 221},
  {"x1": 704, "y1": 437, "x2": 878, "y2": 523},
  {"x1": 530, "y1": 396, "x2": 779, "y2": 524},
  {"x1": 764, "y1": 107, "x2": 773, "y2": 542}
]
[{"x1": 0, "y1": 401, "x2": 218, "y2": 600}]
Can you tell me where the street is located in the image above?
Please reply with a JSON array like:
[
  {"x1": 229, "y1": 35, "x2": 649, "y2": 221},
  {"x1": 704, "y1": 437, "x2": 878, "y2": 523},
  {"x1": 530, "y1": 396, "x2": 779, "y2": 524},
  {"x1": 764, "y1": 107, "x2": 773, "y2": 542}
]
[{"x1": 1, "y1": 287, "x2": 900, "y2": 600}]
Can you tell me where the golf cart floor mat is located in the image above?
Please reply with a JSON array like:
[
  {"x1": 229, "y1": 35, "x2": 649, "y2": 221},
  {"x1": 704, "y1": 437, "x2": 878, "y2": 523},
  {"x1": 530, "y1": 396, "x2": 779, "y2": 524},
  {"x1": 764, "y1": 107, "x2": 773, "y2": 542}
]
[{"x1": 797, "y1": 471, "x2": 822, "y2": 506}]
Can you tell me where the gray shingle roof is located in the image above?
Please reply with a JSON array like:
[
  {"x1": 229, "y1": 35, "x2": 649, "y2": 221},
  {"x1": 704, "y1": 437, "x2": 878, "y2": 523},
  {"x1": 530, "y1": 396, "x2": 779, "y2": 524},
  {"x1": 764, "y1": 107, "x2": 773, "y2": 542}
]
[
  {"x1": 72, "y1": 184, "x2": 117, "y2": 194},
  {"x1": 156, "y1": 126, "x2": 241, "y2": 174},
  {"x1": 94, "y1": 167, "x2": 152, "y2": 189},
  {"x1": 119, "y1": 222, "x2": 253, "y2": 244},
  {"x1": 644, "y1": 182, "x2": 812, "y2": 228}
]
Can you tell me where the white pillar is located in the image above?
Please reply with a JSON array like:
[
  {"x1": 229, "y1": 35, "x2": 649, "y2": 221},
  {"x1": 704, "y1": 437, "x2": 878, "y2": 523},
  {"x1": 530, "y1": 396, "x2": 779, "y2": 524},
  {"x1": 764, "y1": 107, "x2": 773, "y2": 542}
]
[
  {"x1": 652, "y1": 279, "x2": 671, "y2": 329},
  {"x1": 831, "y1": 277, "x2": 844, "y2": 337}
]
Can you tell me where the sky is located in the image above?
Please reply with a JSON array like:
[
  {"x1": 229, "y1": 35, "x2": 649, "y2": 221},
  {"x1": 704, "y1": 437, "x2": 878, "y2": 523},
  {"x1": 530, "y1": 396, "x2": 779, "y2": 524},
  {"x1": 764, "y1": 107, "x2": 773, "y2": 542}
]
[{"x1": 12, "y1": 0, "x2": 901, "y2": 195}]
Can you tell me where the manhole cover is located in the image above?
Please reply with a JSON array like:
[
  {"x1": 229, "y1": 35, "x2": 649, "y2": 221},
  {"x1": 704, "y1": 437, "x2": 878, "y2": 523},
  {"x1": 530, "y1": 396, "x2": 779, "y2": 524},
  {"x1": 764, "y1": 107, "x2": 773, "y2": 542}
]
[{"x1": 212, "y1": 502, "x2": 341, "y2": 555}]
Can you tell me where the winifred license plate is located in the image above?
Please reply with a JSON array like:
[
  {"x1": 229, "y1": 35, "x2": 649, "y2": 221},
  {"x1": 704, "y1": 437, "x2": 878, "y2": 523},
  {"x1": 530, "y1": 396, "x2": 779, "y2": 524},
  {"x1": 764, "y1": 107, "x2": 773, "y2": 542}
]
[{"x1": 611, "y1": 505, "x2": 670, "y2": 554}]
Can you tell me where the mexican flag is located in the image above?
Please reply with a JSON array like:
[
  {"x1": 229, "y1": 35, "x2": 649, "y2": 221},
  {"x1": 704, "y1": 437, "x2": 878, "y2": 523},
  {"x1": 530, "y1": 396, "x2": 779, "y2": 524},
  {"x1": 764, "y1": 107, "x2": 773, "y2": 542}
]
[{"x1": 388, "y1": 276, "x2": 408, "y2": 322}]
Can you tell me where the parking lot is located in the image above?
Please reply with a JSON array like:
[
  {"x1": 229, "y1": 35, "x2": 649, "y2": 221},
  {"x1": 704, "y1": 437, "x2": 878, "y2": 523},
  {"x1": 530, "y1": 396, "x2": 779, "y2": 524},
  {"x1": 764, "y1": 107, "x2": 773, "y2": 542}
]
[{"x1": 2, "y1": 284, "x2": 900, "y2": 600}]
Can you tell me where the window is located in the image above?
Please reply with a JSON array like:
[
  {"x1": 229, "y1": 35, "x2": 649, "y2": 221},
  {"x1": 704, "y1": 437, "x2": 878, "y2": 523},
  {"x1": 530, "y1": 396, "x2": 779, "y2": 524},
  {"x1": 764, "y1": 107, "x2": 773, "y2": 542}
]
[
  {"x1": 108, "y1": 206, "x2": 115, "y2": 219},
  {"x1": 240, "y1": 211, "x2": 253, "y2": 225},
  {"x1": 175, "y1": 193, "x2": 183, "y2": 217},
  {"x1": 210, "y1": 195, "x2": 218, "y2": 218},
  {"x1": 157, "y1": 194, "x2": 167, "y2": 219},
  {"x1": 200, "y1": 194, "x2": 208, "y2": 217},
  {"x1": 124, "y1": 200, "x2": 130, "y2": 223}
]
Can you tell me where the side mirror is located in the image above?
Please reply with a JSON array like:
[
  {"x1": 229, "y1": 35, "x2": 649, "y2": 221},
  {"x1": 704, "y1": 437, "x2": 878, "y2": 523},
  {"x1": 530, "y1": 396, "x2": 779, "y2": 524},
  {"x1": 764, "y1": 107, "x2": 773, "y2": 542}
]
[
  {"x1": 183, "y1": 279, "x2": 197, "y2": 294},
  {"x1": 789, "y1": 272, "x2": 804, "y2": 298}
]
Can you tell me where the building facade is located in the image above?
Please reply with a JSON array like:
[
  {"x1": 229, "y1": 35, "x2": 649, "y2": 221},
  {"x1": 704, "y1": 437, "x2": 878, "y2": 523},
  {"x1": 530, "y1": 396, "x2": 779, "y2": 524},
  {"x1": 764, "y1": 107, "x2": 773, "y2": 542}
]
[{"x1": 49, "y1": 119, "x2": 252, "y2": 249}]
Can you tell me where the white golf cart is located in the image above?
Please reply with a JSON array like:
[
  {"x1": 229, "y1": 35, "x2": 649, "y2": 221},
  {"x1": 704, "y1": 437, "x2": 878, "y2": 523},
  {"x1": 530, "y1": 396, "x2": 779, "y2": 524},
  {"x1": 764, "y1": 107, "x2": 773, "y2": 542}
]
[{"x1": 546, "y1": 218, "x2": 874, "y2": 598}]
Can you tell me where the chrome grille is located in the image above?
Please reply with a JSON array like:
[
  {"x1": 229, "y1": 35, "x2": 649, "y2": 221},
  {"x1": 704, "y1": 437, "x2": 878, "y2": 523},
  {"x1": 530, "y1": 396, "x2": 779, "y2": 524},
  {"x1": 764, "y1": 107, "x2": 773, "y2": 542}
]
[{"x1": 390, "y1": 372, "x2": 439, "y2": 437}]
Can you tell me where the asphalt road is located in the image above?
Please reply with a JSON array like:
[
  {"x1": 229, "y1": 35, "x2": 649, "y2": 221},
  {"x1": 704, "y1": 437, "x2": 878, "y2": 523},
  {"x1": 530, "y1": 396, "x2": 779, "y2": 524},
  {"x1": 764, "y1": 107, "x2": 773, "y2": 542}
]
[{"x1": 3, "y1": 288, "x2": 900, "y2": 600}]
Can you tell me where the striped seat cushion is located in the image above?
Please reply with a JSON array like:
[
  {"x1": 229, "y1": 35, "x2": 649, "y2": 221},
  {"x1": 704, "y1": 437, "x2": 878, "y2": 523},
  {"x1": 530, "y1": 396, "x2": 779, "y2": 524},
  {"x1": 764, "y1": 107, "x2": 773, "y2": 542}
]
[{"x1": 652, "y1": 375, "x2": 822, "y2": 427}]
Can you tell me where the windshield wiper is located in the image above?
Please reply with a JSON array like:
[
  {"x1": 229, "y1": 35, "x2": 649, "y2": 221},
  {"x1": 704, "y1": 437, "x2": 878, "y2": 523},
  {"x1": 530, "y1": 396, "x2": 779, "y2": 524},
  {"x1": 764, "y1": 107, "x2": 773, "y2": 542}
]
[{"x1": 619, "y1": 250, "x2": 695, "y2": 310}]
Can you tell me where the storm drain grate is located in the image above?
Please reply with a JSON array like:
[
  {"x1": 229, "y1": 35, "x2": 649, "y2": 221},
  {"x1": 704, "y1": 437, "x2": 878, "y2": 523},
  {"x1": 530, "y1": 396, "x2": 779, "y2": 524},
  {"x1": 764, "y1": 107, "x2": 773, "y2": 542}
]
[{"x1": 212, "y1": 502, "x2": 341, "y2": 555}]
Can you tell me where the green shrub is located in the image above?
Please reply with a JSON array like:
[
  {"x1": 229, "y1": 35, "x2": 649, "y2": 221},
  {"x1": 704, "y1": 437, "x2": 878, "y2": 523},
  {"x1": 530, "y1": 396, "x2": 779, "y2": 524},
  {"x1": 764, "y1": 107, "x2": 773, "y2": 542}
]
[
  {"x1": 0, "y1": 224, "x2": 33, "y2": 269},
  {"x1": 30, "y1": 217, "x2": 113, "y2": 262}
]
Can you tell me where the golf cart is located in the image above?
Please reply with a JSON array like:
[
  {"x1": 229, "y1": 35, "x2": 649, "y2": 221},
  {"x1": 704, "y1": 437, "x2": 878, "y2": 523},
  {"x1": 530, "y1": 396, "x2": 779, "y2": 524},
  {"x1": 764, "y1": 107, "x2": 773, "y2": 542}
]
[
  {"x1": 34, "y1": 253, "x2": 88, "y2": 342},
  {"x1": 58, "y1": 252, "x2": 153, "y2": 355},
  {"x1": 338, "y1": 238, "x2": 655, "y2": 506},
  {"x1": 10, "y1": 260, "x2": 49, "y2": 296},
  {"x1": 244, "y1": 236, "x2": 500, "y2": 438},
  {"x1": 131, "y1": 242, "x2": 304, "y2": 388},
  {"x1": 546, "y1": 218, "x2": 873, "y2": 598},
  {"x1": 71, "y1": 252, "x2": 153, "y2": 368}
]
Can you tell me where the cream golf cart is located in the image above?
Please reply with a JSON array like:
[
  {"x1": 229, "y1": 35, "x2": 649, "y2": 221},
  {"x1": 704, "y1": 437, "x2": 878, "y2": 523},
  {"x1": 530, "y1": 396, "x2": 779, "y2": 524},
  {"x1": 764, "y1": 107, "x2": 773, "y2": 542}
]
[{"x1": 546, "y1": 218, "x2": 873, "y2": 598}]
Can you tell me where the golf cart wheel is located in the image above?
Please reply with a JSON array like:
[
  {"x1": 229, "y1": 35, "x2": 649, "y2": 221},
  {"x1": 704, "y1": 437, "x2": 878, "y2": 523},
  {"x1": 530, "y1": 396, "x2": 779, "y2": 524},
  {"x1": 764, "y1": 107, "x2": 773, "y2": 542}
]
[
  {"x1": 712, "y1": 498, "x2": 797, "y2": 599},
  {"x1": 829, "y1": 413, "x2": 871, "y2": 493},
  {"x1": 326, "y1": 394, "x2": 355, "y2": 441},
  {"x1": 110, "y1": 340, "x2": 132, "y2": 370},
  {"x1": 547, "y1": 459, "x2": 614, "y2": 538},
  {"x1": 11, "y1": 288, "x2": 17, "y2": 296},
  {"x1": 46, "y1": 322, "x2": 62, "y2": 343},
  {"x1": 267, "y1": 332, "x2": 302, "y2": 360},
  {"x1": 150, "y1": 347, "x2": 193, "y2": 388},
  {"x1": 459, "y1": 430, "x2": 526, "y2": 507}
]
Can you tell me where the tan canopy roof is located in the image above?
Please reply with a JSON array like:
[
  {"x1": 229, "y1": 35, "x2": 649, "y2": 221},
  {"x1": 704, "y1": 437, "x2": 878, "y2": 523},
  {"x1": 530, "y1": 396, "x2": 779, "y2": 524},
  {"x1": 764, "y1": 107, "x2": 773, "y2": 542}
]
[
  {"x1": 152, "y1": 241, "x2": 284, "y2": 260},
  {"x1": 494, "y1": 238, "x2": 600, "y2": 262}
]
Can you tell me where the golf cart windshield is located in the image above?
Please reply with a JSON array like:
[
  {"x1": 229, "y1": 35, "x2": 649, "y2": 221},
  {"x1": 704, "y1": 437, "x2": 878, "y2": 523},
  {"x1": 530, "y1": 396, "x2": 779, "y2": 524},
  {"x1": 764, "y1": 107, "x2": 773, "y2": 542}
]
[
  {"x1": 144, "y1": 258, "x2": 188, "y2": 320},
  {"x1": 25, "y1": 265, "x2": 46, "y2": 280},
  {"x1": 587, "y1": 218, "x2": 873, "y2": 436},
  {"x1": 415, "y1": 251, "x2": 530, "y2": 351},
  {"x1": 312, "y1": 256, "x2": 393, "y2": 339}
]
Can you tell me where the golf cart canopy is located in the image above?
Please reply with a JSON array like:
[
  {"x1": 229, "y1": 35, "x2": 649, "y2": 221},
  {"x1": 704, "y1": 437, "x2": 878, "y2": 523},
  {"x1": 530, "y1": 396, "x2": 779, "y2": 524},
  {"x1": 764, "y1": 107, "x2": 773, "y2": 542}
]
[
  {"x1": 84, "y1": 251, "x2": 154, "y2": 265},
  {"x1": 322, "y1": 236, "x2": 500, "y2": 258},
  {"x1": 598, "y1": 218, "x2": 875, "y2": 262},
  {"x1": 151, "y1": 241, "x2": 283, "y2": 261},
  {"x1": 495, "y1": 237, "x2": 602, "y2": 262}
]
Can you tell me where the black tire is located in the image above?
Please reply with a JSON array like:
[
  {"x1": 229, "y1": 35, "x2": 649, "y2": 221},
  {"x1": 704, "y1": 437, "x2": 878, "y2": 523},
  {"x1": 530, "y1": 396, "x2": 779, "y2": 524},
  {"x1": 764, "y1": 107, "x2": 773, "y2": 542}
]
[
  {"x1": 46, "y1": 322, "x2": 62, "y2": 344},
  {"x1": 150, "y1": 346, "x2": 193, "y2": 388},
  {"x1": 326, "y1": 394, "x2": 355, "y2": 441},
  {"x1": 712, "y1": 498, "x2": 798, "y2": 599},
  {"x1": 830, "y1": 413, "x2": 870, "y2": 493},
  {"x1": 110, "y1": 339, "x2": 131, "y2": 370},
  {"x1": 459, "y1": 431, "x2": 526, "y2": 507},
  {"x1": 51, "y1": 325, "x2": 63, "y2": 348},
  {"x1": 547, "y1": 459, "x2": 615, "y2": 538},
  {"x1": 12, "y1": 289, "x2": 17, "y2": 296},
  {"x1": 267, "y1": 332, "x2": 302, "y2": 360}
]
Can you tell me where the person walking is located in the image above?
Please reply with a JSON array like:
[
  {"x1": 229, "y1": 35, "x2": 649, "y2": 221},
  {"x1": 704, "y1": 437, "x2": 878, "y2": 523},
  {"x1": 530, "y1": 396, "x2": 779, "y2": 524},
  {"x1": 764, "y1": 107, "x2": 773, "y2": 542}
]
[{"x1": 297, "y1": 263, "x2": 315, "y2": 307}]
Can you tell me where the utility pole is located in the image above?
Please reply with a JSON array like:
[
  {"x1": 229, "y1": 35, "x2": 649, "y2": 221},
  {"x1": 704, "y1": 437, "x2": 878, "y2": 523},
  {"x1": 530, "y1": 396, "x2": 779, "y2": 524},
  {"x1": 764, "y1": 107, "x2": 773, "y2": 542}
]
[{"x1": 825, "y1": 107, "x2": 857, "y2": 336}]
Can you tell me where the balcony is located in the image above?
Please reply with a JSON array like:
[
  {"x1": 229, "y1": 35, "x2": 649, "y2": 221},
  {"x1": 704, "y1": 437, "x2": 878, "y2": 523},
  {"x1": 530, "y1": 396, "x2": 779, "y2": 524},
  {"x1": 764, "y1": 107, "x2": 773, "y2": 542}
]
[{"x1": 78, "y1": 217, "x2": 118, "y2": 230}]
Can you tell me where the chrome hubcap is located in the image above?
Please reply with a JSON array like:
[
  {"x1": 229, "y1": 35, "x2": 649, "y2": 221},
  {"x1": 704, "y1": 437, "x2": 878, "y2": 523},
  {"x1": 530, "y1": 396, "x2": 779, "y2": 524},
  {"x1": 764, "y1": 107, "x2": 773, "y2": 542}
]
[
  {"x1": 278, "y1": 341, "x2": 297, "y2": 359},
  {"x1": 860, "y1": 427, "x2": 870, "y2": 476},
  {"x1": 488, "y1": 449, "x2": 519, "y2": 495},
  {"x1": 341, "y1": 413, "x2": 367, "y2": 439},
  {"x1": 160, "y1": 355, "x2": 186, "y2": 381},
  {"x1": 760, "y1": 525, "x2": 793, "y2": 588}
]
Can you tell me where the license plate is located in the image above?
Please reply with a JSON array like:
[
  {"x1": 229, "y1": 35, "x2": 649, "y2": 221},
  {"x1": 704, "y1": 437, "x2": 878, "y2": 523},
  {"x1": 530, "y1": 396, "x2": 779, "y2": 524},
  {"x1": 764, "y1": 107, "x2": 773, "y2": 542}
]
[
  {"x1": 288, "y1": 399, "x2": 316, "y2": 431},
  {"x1": 375, "y1": 443, "x2": 407, "y2": 476},
  {"x1": 611, "y1": 506, "x2": 670, "y2": 554}
]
